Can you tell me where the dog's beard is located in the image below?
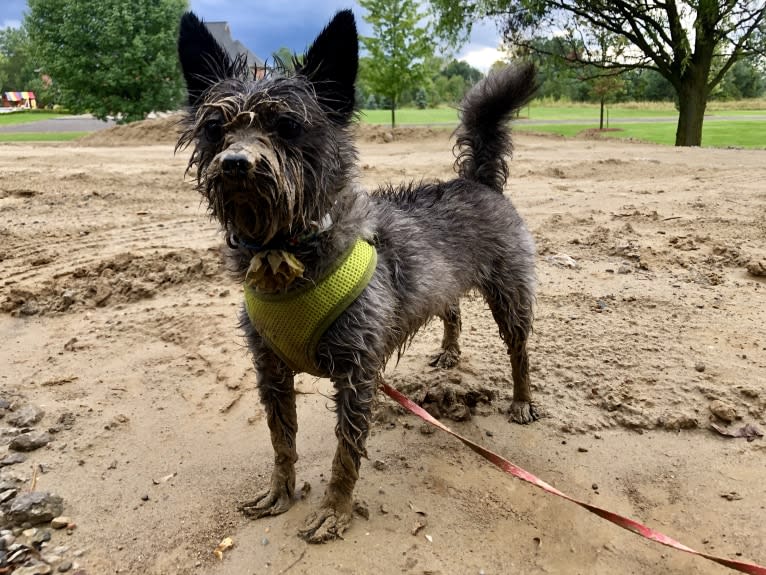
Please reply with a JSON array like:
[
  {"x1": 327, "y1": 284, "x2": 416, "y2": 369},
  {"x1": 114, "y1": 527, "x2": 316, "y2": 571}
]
[{"x1": 202, "y1": 151, "x2": 311, "y2": 244}]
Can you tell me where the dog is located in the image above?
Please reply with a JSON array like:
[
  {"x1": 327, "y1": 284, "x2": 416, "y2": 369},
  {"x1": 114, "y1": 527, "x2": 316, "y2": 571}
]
[{"x1": 177, "y1": 9, "x2": 538, "y2": 543}]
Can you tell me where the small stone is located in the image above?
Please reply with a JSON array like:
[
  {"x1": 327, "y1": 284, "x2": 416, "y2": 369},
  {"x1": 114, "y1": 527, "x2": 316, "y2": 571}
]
[
  {"x1": 617, "y1": 263, "x2": 632, "y2": 274},
  {"x1": 694, "y1": 362, "x2": 706, "y2": 373},
  {"x1": 140, "y1": 494, "x2": 149, "y2": 502},
  {"x1": 592, "y1": 483, "x2": 598, "y2": 491},
  {"x1": 7, "y1": 406, "x2": 45, "y2": 428},
  {"x1": 577, "y1": 447, "x2": 589, "y2": 453},
  {"x1": 709, "y1": 400, "x2": 737, "y2": 423},
  {"x1": 9, "y1": 431, "x2": 52, "y2": 452},
  {"x1": 51, "y1": 516, "x2": 71, "y2": 530},
  {"x1": 372, "y1": 459, "x2": 386, "y2": 471},
  {"x1": 1, "y1": 488, "x2": 18, "y2": 504},
  {"x1": 261, "y1": 537, "x2": 269, "y2": 546},
  {"x1": 31, "y1": 528, "x2": 51, "y2": 547},
  {"x1": 1, "y1": 492, "x2": 64, "y2": 527},
  {"x1": 23, "y1": 527, "x2": 38, "y2": 537},
  {"x1": 58, "y1": 561, "x2": 73, "y2": 573},
  {"x1": 1, "y1": 453, "x2": 28, "y2": 467}
]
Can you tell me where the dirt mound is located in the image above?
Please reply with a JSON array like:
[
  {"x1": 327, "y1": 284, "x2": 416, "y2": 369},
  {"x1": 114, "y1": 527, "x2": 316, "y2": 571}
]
[
  {"x1": 78, "y1": 114, "x2": 184, "y2": 147},
  {"x1": 354, "y1": 123, "x2": 453, "y2": 143}
]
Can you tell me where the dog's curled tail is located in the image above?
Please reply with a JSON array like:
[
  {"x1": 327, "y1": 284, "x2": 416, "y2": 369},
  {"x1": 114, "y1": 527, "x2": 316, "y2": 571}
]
[{"x1": 454, "y1": 63, "x2": 536, "y2": 193}]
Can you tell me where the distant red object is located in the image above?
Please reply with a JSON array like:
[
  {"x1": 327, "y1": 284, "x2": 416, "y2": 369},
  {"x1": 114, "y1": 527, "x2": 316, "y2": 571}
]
[{"x1": 2, "y1": 91, "x2": 37, "y2": 109}]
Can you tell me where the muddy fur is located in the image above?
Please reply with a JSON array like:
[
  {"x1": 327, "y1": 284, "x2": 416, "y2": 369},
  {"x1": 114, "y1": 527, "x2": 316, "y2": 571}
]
[{"x1": 177, "y1": 10, "x2": 538, "y2": 543}]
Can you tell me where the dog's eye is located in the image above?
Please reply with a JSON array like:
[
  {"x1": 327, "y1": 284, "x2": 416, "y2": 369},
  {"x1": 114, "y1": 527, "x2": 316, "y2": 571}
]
[
  {"x1": 275, "y1": 117, "x2": 304, "y2": 140},
  {"x1": 203, "y1": 120, "x2": 224, "y2": 143}
]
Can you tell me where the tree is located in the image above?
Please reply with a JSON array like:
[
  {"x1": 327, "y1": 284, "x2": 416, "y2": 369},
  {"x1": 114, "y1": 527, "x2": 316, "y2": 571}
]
[
  {"x1": 0, "y1": 26, "x2": 36, "y2": 93},
  {"x1": 25, "y1": 0, "x2": 188, "y2": 123},
  {"x1": 430, "y1": 1, "x2": 766, "y2": 146},
  {"x1": 359, "y1": 0, "x2": 434, "y2": 127}
]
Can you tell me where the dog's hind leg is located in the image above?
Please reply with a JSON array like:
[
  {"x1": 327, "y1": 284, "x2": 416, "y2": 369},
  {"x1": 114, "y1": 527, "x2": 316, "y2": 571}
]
[
  {"x1": 239, "y1": 323, "x2": 298, "y2": 519},
  {"x1": 429, "y1": 302, "x2": 462, "y2": 368},
  {"x1": 481, "y1": 278, "x2": 539, "y2": 424},
  {"x1": 299, "y1": 372, "x2": 375, "y2": 543}
]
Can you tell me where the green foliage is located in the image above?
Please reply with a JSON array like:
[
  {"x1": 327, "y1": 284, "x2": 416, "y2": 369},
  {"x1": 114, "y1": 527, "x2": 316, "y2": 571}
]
[
  {"x1": 359, "y1": 0, "x2": 435, "y2": 127},
  {"x1": 429, "y1": 0, "x2": 766, "y2": 146},
  {"x1": 25, "y1": 0, "x2": 188, "y2": 123}
]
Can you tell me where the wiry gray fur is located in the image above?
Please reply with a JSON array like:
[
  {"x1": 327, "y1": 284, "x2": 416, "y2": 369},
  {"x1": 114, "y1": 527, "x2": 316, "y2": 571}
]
[{"x1": 177, "y1": 9, "x2": 538, "y2": 544}]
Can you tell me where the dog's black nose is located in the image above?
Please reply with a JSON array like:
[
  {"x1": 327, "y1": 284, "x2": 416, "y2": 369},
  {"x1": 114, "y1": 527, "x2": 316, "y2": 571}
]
[{"x1": 221, "y1": 154, "x2": 252, "y2": 178}]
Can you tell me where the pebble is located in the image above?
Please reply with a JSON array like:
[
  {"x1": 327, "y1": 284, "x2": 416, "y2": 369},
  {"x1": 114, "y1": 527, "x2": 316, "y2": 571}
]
[
  {"x1": 58, "y1": 561, "x2": 73, "y2": 573},
  {"x1": 7, "y1": 405, "x2": 45, "y2": 428},
  {"x1": 1, "y1": 452, "x2": 29, "y2": 467},
  {"x1": 9, "y1": 431, "x2": 52, "y2": 452},
  {"x1": 372, "y1": 459, "x2": 386, "y2": 471},
  {"x1": 1, "y1": 492, "x2": 64, "y2": 527},
  {"x1": 1, "y1": 488, "x2": 18, "y2": 504},
  {"x1": 577, "y1": 447, "x2": 589, "y2": 453},
  {"x1": 709, "y1": 400, "x2": 737, "y2": 423},
  {"x1": 694, "y1": 362, "x2": 706, "y2": 373},
  {"x1": 51, "y1": 516, "x2": 71, "y2": 530},
  {"x1": 261, "y1": 537, "x2": 269, "y2": 546},
  {"x1": 140, "y1": 494, "x2": 149, "y2": 502},
  {"x1": 617, "y1": 263, "x2": 632, "y2": 274}
]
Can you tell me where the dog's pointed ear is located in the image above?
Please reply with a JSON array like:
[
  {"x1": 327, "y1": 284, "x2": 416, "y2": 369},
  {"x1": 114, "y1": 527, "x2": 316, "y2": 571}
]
[
  {"x1": 178, "y1": 11, "x2": 232, "y2": 106},
  {"x1": 297, "y1": 9, "x2": 358, "y2": 122}
]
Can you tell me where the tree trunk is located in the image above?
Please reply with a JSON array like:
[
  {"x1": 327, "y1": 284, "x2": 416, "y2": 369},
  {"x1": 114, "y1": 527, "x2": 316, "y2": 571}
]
[
  {"x1": 675, "y1": 81, "x2": 708, "y2": 146},
  {"x1": 390, "y1": 105, "x2": 396, "y2": 129},
  {"x1": 599, "y1": 96, "x2": 605, "y2": 130}
]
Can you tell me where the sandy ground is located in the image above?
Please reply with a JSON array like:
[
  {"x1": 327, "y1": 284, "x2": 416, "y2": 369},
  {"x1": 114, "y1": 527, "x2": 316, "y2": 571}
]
[{"x1": 1, "y1": 123, "x2": 765, "y2": 575}]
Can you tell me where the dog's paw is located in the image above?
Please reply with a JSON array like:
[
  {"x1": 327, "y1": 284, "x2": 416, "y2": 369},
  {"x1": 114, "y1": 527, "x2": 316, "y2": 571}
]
[
  {"x1": 509, "y1": 400, "x2": 540, "y2": 424},
  {"x1": 298, "y1": 505, "x2": 353, "y2": 543},
  {"x1": 239, "y1": 485, "x2": 294, "y2": 519},
  {"x1": 428, "y1": 348, "x2": 460, "y2": 369}
]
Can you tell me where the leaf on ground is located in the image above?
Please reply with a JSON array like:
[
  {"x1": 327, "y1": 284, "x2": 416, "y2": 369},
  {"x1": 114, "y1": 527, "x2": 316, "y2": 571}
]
[
  {"x1": 710, "y1": 422, "x2": 763, "y2": 441},
  {"x1": 213, "y1": 536, "x2": 233, "y2": 560}
]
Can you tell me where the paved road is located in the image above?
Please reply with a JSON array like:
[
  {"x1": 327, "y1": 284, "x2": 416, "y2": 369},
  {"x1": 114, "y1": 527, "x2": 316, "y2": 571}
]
[
  {"x1": 1, "y1": 113, "x2": 764, "y2": 133},
  {"x1": 0, "y1": 115, "x2": 116, "y2": 133}
]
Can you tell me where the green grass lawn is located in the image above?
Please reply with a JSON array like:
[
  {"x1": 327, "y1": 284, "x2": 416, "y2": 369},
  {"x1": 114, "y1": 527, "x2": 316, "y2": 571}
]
[
  {"x1": 0, "y1": 131, "x2": 88, "y2": 142},
  {"x1": 0, "y1": 111, "x2": 70, "y2": 126},
  {"x1": 516, "y1": 121, "x2": 766, "y2": 148},
  {"x1": 361, "y1": 105, "x2": 766, "y2": 125}
]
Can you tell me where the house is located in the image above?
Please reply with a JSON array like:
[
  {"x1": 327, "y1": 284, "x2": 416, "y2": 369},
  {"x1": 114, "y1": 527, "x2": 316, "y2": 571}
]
[
  {"x1": 2, "y1": 92, "x2": 37, "y2": 109},
  {"x1": 204, "y1": 22, "x2": 265, "y2": 79}
]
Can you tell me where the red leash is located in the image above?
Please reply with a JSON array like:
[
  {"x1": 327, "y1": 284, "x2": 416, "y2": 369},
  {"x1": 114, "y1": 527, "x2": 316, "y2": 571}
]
[{"x1": 380, "y1": 382, "x2": 766, "y2": 575}]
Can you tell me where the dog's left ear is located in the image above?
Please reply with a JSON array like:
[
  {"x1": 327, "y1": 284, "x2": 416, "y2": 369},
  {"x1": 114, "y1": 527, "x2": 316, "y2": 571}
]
[{"x1": 298, "y1": 9, "x2": 358, "y2": 122}]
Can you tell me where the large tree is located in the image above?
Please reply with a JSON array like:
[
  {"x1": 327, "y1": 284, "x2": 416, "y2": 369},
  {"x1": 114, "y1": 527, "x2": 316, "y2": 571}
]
[
  {"x1": 359, "y1": 0, "x2": 434, "y2": 127},
  {"x1": 25, "y1": 0, "x2": 188, "y2": 123},
  {"x1": 430, "y1": 1, "x2": 766, "y2": 146}
]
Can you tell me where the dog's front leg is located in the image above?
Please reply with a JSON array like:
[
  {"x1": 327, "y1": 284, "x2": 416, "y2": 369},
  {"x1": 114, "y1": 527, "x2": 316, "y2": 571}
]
[
  {"x1": 239, "y1": 332, "x2": 298, "y2": 519},
  {"x1": 299, "y1": 376, "x2": 375, "y2": 543}
]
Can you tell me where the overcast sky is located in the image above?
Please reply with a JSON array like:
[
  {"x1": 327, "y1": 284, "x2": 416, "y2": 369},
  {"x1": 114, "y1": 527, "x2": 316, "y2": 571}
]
[{"x1": 0, "y1": 0, "x2": 506, "y2": 72}]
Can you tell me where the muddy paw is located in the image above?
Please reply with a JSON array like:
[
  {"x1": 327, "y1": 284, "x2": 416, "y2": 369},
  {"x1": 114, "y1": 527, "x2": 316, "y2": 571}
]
[
  {"x1": 298, "y1": 506, "x2": 353, "y2": 543},
  {"x1": 428, "y1": 348, "x2": 460, "y2": 369},
  {"x1": 509, "y1": 400, "x2": 540, "y2": 424},
  {"x1": 239, "y1": 484, "x2": 294, "y2": 519}
]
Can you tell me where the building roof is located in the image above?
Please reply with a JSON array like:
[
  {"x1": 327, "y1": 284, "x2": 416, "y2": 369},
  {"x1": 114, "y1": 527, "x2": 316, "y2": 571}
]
[{"x1": 204, "y1": 22, "x2": 264, "y2": 70}]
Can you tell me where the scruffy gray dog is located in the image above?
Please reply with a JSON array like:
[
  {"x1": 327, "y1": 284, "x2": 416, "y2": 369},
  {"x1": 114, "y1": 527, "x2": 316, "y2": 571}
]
[{"x1": 177, "y1": 9, "x2": 537, "y2": 543}]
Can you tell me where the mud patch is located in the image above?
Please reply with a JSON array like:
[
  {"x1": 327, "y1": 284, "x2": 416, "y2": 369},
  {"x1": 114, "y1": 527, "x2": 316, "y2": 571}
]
[
  {"x1": 1, "y1": 248, "x2": 225, "y2": 316},
  {"x1": 384, "y1": 368, "x2": 499, "y2": 422}
]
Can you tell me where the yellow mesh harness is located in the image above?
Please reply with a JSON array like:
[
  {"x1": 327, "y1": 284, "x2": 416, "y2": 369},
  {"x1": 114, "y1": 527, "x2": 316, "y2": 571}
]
[{"x1": 243, "y1": 238, "x2": 377, "y2": 376}]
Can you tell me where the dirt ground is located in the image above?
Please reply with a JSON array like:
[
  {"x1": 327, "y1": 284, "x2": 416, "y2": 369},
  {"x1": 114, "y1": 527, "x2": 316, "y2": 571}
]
[{"x1": 1, "y1": 121, "x2": 765, "y2": 575}]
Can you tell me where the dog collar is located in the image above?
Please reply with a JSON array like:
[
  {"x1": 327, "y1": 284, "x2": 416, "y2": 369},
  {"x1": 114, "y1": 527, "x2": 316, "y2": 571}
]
[
  {"x1": 229, "y1": 212, "x2": 335, "y2": 252},
  {"x1": 243, "y1": 238, "x2": 377, "y2": 376}
]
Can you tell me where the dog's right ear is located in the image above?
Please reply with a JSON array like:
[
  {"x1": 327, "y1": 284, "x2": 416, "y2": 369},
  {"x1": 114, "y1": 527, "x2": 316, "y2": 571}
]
[{"x1": 178, "y1": 11, "x2": 232, "y2": 106}]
